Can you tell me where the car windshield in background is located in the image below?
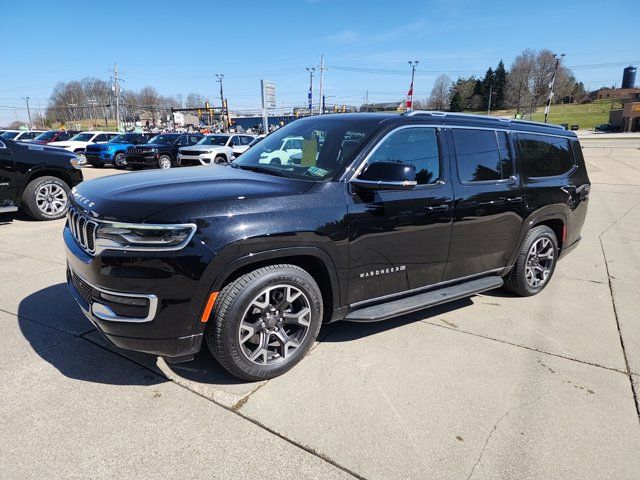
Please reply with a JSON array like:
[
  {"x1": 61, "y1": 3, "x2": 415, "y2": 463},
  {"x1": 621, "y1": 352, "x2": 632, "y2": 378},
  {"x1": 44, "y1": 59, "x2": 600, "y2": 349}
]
[
  {"x1": 1, "y1": 131, "x2": 19, "y2": 140},
  {"x1": 232, "y1": 117, "x2": 379, "y2": 181},
  {"x1": 149, "y1": 134, "x2": 178, "y2": 144},
  {"x1": 111, "y1": 134, "x2": 135, "y2": 143},
  {"x1": 70, "y1": 133, "x2": 94, "y2": 142},
  {"x1": 198, "y1": 135, "x2": 228, "y2": 146},
  {"x1": 34, "y1": 131, "x2": 58, "y2": 141}
]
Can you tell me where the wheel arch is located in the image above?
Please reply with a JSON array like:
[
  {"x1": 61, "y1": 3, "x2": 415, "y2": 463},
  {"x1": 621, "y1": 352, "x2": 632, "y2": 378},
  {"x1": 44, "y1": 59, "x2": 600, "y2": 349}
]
[
  {"x1": 508, "y1": 207, "x2": 567, "y2": 268},
  {"x1": 208, "y1": 247, "x2": 340, "y2": 323},
  {"x1": 22, "y1": 167, "x2": 74, "y2": 193}
]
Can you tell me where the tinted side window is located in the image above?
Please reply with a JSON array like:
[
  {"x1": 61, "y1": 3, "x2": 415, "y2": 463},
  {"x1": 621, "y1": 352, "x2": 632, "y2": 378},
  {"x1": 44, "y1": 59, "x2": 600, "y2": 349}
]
[
  {"x1": 189, "y1": 135, "x2": 201, "y2": 145},
  {"x1": 497, "y1": 131, "x2": 514, "y2": 179},
  {"x1": 367, "y1": 127, "x2": 440, "y2": 185},
  {"x1": 517, "y1": 134, "x2": 574, "y2": 177},
  {"x1": 93, "y1": 134, "x2": 108, "y2": 142},
  {"x1": 453, "y1": 129, "x2": 504, "y2": 182}
]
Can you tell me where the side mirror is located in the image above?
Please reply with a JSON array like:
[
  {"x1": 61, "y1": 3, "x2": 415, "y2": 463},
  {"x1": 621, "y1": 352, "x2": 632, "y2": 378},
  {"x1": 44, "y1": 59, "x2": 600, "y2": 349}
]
[{"x1": 351, "y1": 161, "x2": 417, "y2": 190}]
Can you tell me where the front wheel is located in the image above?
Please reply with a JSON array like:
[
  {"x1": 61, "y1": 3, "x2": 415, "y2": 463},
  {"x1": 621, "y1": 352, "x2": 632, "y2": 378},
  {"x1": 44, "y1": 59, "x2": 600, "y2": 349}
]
[
  {"x1": 205, "y1": 264, "x2": 323, "y2": 381},
  {"x1": 158, "y1": 155, "x2": 172, "y2": 169},
  {"x1": 505, "y1": 225, "x2": 558, "y2": 296},
  {"x1": 22, "y1": 176, "x2": 70, "y2": 220}
]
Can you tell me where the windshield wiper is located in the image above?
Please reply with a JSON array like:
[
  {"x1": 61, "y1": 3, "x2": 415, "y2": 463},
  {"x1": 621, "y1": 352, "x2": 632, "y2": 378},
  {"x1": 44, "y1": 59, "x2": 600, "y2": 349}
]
[{"x1": 230, "y1": 163, "x2": 288, "y2": 178}]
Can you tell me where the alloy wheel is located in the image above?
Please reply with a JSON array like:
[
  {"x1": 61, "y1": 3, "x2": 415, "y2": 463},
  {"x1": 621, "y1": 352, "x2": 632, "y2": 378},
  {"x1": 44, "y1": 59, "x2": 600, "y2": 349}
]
[
  {"x1": 35, "y1": 183, "x2": 68, "y2": 216},
  {"x1": 238, "y1": 284, "x2": 311, "y2": 365},
  {"x1": 525, "y1": 237, "x2": 555, "y2": 288},
  {"x1": 159, "y1": 157, "x2": 171, "y2": 169},
  {"x1": 114, "y1": 153, "x2": 126, "y2": 167}
]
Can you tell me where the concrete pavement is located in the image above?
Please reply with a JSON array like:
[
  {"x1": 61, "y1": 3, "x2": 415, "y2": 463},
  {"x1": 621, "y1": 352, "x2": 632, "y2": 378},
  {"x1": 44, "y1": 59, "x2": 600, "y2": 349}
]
[{"x1": 1, "y1": 141, "x2": 639, "y2": 479}]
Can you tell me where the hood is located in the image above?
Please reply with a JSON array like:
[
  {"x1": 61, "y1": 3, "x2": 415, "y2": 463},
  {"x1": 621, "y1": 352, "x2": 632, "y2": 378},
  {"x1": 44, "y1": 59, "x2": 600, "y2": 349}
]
[
  {"x1": 132, "y1": 143, "x2": 171, "y2": 149},
  {"x1": 48, "y1": 141, "x2": 81, "y2": 148},
  {"x1": 71, "y1": 165, "x2": 313, "y2": 222},
  {"x1": 180, "y1": 145, "x2": 225, "y2": 152},
  {"x1": 86, "y1": 142, "x2": 125, "y2": 152}
]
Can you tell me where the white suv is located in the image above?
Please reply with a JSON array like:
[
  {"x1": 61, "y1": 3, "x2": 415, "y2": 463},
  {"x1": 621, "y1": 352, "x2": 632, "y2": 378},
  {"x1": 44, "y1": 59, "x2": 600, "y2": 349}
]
[
  {"x1": 178, "y1": 133, "x2": 255, "y2": 166},
  {"x1": 0, "y1": 130, "x2": 46, "y2": 142},
  {"x1": 48, "y1": 131, "x2": 118, "y2": 162}
]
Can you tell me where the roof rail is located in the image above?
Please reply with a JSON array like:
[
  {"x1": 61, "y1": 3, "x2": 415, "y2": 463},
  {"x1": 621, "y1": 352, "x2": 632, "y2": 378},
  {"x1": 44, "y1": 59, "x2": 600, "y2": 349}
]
[{"x1": 402, "y1": 110, "x2": 566, "y2": 130}]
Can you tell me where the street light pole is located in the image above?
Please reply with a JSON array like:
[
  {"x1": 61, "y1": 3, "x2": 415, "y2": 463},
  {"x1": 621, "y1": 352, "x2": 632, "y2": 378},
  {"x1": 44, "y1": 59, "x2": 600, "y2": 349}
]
[
  {"x1": 306, "y1": 67, "x2": 315, "y2": 115},
  {"x1": 544, "y1": 53, "x2": 565, "y2": 124},
  {"x1": 22, "y1": 96, "x2": 32, "y2": 128},
  {"x1": 216, "y1": 73, "x2": 226, "y2": 132},
  {"x1": 408, "y1": 60, "x2": 419, "y2": 111}
]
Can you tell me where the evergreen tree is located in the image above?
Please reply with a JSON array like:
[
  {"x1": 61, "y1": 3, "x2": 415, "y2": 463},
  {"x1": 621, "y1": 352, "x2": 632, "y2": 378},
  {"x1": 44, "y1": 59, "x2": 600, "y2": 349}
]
[
  {"x1": 481, "y1": 67, "x2": 495, "y2": 109},
  {"x1": 494, "y1": 60, "x2": 507, "y2": 109},
  {"x1": 450, "y1": 91, "x2": 463, "y2": 111}
]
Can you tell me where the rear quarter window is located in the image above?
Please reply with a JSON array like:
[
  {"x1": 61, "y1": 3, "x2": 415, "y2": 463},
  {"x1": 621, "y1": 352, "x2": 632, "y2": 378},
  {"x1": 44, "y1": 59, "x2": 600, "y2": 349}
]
[{"x1": 517, "y1": 134, "x2": 575, "y2": 178}]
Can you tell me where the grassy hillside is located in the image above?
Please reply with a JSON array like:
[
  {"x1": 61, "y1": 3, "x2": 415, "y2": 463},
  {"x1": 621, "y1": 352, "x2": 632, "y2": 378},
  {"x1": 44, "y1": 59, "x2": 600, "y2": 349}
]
[{"x1": 473, "y1": 100, "x2": 622, "y2": 130}]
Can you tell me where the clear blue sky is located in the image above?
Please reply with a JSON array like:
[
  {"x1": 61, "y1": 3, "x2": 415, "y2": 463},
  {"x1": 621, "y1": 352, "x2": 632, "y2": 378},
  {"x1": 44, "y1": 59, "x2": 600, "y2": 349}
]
[{"x1": 0, "y1": 0, "x2": 638, "y2": 125}]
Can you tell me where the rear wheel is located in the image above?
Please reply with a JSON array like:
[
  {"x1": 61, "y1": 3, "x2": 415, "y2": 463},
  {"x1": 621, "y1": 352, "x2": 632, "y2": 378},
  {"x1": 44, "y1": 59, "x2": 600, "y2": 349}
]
[
  {"x1": 114, "y1": 152, "x2": 126, "y2": 169},
  {"x1": 22, "y1": 176, "x2": 70, "y2": 221},
  {"x1": 158, "y1": 155, "x2": 172, "y2": 169},
  {"x1": 205, "y1": 264, "x2": 323, "y2": 381},
  {"x1": 505, "y1": 225, "x2": 558, "y2": 296}
]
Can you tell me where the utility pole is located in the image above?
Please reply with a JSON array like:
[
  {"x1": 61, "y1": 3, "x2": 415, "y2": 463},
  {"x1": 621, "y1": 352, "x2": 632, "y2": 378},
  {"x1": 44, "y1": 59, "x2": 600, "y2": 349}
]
[
  {"x1": 216, "y1": 73, "x2": 226, "y2": 132},
  {"x1": 306, "y1": 67, "x2": 315, "y2": 115},
  {"x1": 544, "y1": 53, "x2": 565, "y2": 123},
  {"x1": 487, "y1": 82, "x2": 493, "y2": 115},
  {"x1": 22, "y1": 97, "x2": 32, "y2": 128},
  {"x1": 408, "y1": 60, "x2": 419, "y2": 111},
  {"x1": 113, "y1": 63, "x2": 121, "y2": 131},
  {"x1": 36, "y1": 100, "x2": 45, "y2": 128},
  {"x1": 318, "y1": 55, "x2": 324, "y2": 114}
]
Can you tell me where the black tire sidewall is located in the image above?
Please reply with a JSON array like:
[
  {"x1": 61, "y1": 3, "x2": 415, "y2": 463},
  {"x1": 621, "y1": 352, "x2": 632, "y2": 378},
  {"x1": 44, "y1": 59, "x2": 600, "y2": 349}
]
[
  {"x1": 158, "y1": 155, "x2": 172, "y2": 169},
  {"x1": 517, "y1": 227, "x2": 559, "y2": 295},
  {"x1": 114, "y1": 153, "x2": 126, "y2": 168},
  {"x1": 214, "y1": 155, "x2": 227, "y2": 165},
  {"x1": 22, "y1": 176, "x2": 70, "y2": 220},
  {"x1": 211, "y1": 266, "x2": 323, "y2": 380}
]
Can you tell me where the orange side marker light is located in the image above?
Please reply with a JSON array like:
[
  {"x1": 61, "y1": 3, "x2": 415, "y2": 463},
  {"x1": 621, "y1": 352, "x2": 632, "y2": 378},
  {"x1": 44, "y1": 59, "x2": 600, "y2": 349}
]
[{"x1": 201, "y1": 292, "x2": 219, "y2": 323}]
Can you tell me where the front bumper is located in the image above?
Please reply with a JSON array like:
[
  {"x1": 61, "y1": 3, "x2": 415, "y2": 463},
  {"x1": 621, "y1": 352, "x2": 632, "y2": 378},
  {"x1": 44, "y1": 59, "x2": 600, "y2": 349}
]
[
  {"x1": 64, "y1": 225, "x2": 213, "y2": 358},
  {"x1": 177, "y1": 153, "x2": 213, "y2": 166},
  {"x1": 125, "y1": 154, "x2": 158, "y2": 167},
  {"x1": 85, "y1": 151, "x2": 112, "y2": 163}
]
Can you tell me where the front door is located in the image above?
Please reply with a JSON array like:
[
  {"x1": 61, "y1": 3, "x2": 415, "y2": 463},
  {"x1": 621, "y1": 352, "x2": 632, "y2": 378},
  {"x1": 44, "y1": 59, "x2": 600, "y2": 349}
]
[
  {"x1": 0, "y1": 140, "x2": 17, "y2": 206},
  {"x1": 346, "y1": 126, "x2": 454, "y2": 305},
  {"x1": 444, "y1": 128, "x2": 526, "y2": 280}
]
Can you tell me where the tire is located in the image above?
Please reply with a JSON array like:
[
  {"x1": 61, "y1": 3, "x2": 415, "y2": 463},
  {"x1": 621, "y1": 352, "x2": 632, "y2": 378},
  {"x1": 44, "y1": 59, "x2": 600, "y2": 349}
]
[
  {"x1": 21, "y1": 176, "x2": 70, "y2": 221},
  {"x1": 74, "y1": 150, "x2": 86, "y2": 165},
  {"x1": 205, "y1": 264, "x2": 323, "y2": 381},
  {"x1": 505, "y1": 225, "x2": 559, "y2": 297},
  {"x1": 113, "y1": 152, "x2": 126, "y2": 169},
  {"x1": 214, "y1": 155, "x2": 227, "y2": 165},
  {"x1": 158, "y1": 155, "x2": 172, "y2": 169}
]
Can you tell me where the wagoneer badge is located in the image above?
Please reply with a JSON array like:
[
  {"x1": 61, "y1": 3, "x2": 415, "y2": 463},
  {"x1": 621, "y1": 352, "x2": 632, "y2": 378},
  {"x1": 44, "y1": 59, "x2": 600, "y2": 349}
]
[{"x1": 360, "y1": 265, "x2": 406, "y2": 278}]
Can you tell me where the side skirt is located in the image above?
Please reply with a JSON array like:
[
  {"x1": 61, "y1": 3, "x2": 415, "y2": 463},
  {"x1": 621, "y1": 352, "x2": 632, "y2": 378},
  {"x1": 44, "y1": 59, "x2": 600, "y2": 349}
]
[{"x1": 344, "y1": 275, "x2": 503, "y2": 323}]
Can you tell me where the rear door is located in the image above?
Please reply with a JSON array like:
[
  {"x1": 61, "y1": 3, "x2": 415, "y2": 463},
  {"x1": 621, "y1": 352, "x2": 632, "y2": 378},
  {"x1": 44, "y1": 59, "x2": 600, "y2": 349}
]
[
  {"x1": 443, "y1": 128, "x2": 526, "y2": 280},
  {"x1": 0, "y1": 140, "x2": 17, "y2": 206}
]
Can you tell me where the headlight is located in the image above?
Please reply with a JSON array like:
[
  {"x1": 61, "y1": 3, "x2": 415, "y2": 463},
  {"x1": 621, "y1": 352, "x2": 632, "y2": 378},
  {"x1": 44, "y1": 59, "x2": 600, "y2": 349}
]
[
  {"x1": 150, "y1": 148, "x2": 158, "y2": 153},
  {"x1": 69, "y1": 156, "x2": 82, "y2": 169},
  {"x1": 95, "y1": 222, "x2": 196, "y2": 251}
]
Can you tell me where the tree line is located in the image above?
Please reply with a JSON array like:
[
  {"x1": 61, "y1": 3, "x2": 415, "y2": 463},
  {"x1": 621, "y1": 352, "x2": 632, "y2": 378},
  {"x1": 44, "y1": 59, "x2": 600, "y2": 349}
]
[
  {"x1": 45, "y1": 78, "x2": 210, "y2": 126},
  {"x1": 423, "y1": 48, "x2": 588, "y2": 114}
]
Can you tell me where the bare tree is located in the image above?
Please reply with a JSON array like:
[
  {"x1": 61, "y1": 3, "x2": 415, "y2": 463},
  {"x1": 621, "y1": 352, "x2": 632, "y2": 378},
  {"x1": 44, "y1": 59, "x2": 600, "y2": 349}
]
[
  {"x1": 428, "y1": 74, "x2": 453, "y2": 110},
  {"x1": 185, "y1": 93, "x2": 206, "y2": 109}
]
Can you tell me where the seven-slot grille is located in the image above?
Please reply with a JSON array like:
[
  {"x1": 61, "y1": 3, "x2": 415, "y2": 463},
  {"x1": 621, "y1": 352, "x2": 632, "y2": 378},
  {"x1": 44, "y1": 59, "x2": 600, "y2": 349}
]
[
  {"x1": 67, "y1": 205, "x2": 98, "y2": 254},
  {"x1": 128, "y1": 147, "x2": 147, "y2": 155}
]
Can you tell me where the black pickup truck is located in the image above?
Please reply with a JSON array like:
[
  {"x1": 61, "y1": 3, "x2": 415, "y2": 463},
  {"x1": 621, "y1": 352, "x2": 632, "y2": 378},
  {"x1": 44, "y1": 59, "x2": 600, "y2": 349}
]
[
  {"x1": 64, "y1": 112, "x2": 590, "y2": 380},
  {"x1": 0, "y1": 138, "x2": 83, "y2": 220}
]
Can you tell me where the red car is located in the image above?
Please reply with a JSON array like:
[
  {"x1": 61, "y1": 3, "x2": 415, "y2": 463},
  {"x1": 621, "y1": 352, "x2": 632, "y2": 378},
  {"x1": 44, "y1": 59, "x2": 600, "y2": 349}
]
[{"x1": 31, "y1": 130, "x2": 80, "y2": 145}]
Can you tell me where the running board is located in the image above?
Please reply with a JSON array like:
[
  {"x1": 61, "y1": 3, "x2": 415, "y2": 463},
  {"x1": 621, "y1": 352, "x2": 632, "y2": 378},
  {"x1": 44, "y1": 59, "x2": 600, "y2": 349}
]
[
  {"x1": 0, "y1": 205, "x2": 18, "y2": 214},
  {"x1": 344, "y1": 276, "x2": 503, "y2": 322}
]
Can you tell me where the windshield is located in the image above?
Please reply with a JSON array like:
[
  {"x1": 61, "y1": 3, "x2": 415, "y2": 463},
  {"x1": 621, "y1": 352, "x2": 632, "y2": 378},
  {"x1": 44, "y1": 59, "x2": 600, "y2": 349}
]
[
  {"x1": 110, "y1": 134, "x2": 135, "y2": 144},
  {"x1": 148, "y1": 134, "x2": 177, "y2": 144},
  {"x1": 198, "y1": 135, "x2": 228, "y2": 146},
  {"x1": 70, "y1": 133, "x2": 94, "y2": 142},
  {"x1": 34, "y1": 131, "x2": 58, "y2": 141},
  {"x1": 233, "y1": 116, "x2": 379, "y2": 181},
  {"x1": 1, "y1": 131, "x2": 19, "y2": 140}
]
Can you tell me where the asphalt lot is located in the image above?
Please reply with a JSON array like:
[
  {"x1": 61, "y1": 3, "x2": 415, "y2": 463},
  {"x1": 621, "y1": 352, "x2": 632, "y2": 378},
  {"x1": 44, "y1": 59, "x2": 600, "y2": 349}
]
[{"x1": 1, "y1": 137, "x2": 640, "y2": 479}]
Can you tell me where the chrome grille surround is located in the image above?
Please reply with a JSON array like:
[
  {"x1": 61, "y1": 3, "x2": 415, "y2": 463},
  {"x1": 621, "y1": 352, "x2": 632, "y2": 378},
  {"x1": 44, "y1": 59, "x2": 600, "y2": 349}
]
[{"x1": 67, "y1": 205, "x2": 98, "y2": 254}]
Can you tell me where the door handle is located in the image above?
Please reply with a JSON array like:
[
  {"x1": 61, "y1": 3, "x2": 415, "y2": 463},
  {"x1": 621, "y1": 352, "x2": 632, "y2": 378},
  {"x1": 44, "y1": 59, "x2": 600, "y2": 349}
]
[
  {"x1": 425, "y1": 204, "x2": 449, "y2": 212},
  {"x1": 502, "y1": 196, "x2": 523, "y2": 204}
]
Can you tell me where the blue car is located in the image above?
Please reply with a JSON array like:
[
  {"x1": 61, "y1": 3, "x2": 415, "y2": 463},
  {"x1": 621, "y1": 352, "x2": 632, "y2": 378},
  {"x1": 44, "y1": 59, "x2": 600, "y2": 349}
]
[{"x1": 85, "y1": 133, "x2": 151, "y2": 169}]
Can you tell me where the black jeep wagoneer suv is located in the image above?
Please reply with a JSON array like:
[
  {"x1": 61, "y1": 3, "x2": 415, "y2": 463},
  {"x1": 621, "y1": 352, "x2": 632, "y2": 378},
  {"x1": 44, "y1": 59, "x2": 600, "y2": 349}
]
[{"x1": 65, "y1": 112, "x2": 590, "y2": 380}]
